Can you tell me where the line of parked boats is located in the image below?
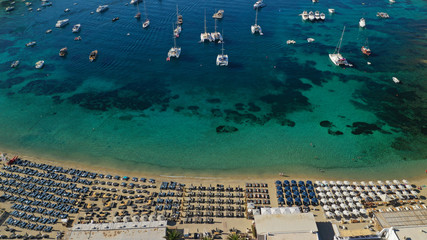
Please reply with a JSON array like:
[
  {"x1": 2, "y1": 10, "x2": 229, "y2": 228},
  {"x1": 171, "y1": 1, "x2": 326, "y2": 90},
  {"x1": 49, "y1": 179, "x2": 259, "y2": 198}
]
[{"x1": 300, "y1": 11, "x2": 326, "y2": 21}]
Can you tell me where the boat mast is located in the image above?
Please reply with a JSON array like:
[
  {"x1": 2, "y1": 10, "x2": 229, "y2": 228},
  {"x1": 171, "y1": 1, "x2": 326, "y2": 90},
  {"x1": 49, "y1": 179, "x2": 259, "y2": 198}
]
[
  {"x1": 143, "y1": 0, "x2": 148, "y2": 20},
  {"x1": 176, "y1": 4, "x2": 179, "y2": 22},
  {"x1": 204, "y1": 9, "x2": 207, "y2": 34},
  {"x1": 214, "y1": 18, "x2": 217, "y2": 33},
  {"x1": 255, "y1": 8, "x2": 258, "y2": 25},
  {"x1": 136, "y1": 0, "x2": 140, "y2": 14},
  {"x1": 334, "y1": 26, "x2": 345, "y2": 54},
  {"x1": 173, "y1": 24, "x2": 177, "y2": 48},
  {"x1": 221, "y1": 31, "x2": 225, "y2": 56}
]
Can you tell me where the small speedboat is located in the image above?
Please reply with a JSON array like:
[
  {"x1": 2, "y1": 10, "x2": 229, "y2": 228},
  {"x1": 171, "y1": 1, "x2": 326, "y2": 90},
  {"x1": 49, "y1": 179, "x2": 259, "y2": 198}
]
[
  {"x1": 41, "y1": 2, "x2": 52, "y2": 7},
  {"x1": 359, "y1": 18, "x2": 366, "y2": 28},
  {"x1": 74, "y1": 36, "x2": 82, "y2": 41},
  {"x1": 26, "y1": 41, "x2": 36, "y2": 47},
  {"x1": 143, "y1": 19, "x2": 150, "y2": 28},
  {"x1": 320, "y1": 13, "x2": 325, "y2": 20},
  {"x1": 11, "y1": 60, "x2": 19, "y2": 68},
  {"x1": 286, "y1": 40, "x2": 296, "y2": 45},
  {"x1": 315, "y1": 11, "x2": 320, "y2": 20},
  {"x1": 361, "y1": 46, "x2": 371, "y2": 56},
  {"x1": 174, "y1": 25, "x2": 181, "y2": 37},
  {"x1": 59, "y1": 47, "x2": 67, "y2": 57},
  {"x1": 89, "y1": 50, "x2": 98, "y2": 62},
  {"x1": 253, "y1": 0, "x2": 266, "y2": 9},
  {"x1": 301, "y1": 11, "x2": 309, "y2": 21},
  {"x1": 5, "y1": 6, "x2": 15, "y2": 12},
  {"x1": 96, "y1": 5, "x2": 108, "y2": 13},
  {"x1": 55, "y1": 19, "x2": 69, "y2": 28},
  {"x1": 134, "y1": 12, "x2": 141, "y2": 19},
  {"x1": 72, "y1": 24, "x2": 81, "y2": 33},
  {"x1": 25, "y1": 2, "x2": 32, "y2": 6},
  {"x1": 213, "y1": 9, "x2": 224, "y2": 19},
  {"x1": 307, "y1": 38, "x2": 315, "y2": 42},
  {"x1": 28, "y1": 8, "x2": 32, "y2": 11},
  {"x1": 64, "y1": 8, "x2": 70, "y2": 12},
  {"x1": 112, "y1": 17, "x2": 119, "y2": 22},
  {"x1": 328, "y1": 9, "x2": 335, "y2": 14},
  {"x1": 377, "y1": 12, "x2": 389, "y2": 18},
  {"x1": 392, "y1": 77, "x2": 400, "y2": 84},
  {"x1": 35, "y1": 60, "x2": 44, "y2": 69},
  {"x1": 308, "y1": 11, "x2": 315, "y2": 21},
  {"x1": 46, "y1": 29, "x2": 52, "y2": 34}
]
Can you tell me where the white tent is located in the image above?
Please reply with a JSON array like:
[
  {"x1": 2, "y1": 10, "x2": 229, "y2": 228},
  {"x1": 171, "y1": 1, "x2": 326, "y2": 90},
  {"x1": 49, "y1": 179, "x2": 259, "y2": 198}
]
[
  {"x1": 356, "y1": 187, "x2": 363, "y2": 192},
  {"x1": 390, "y1": 185, "x2": 397, "y2": 190},
  {"x1": 372, "y1": 186, "x2": 379, "y2": 192},
  {"x1": 360, "y1": 181, "x2": 367, "y2": 186},
  {"x1": 411, "y1": 190, "x2": 418, "y2": 196},
  {"x1": 335, "y1": 192, "x2": 343, "y2": 197},
  {"x1": 324, "y1": 186, "x2": 330, "y2": 191},
  {"x1": 350, "y1": 191, "x2": 357, "y2": 196},
  {"x1": 381, "y1": 186, "x2": 388, "y2": 191},
  {"x1": 405, "y1": 185, "x2": 413, "y2": 189},
  {"x1": 330, "y1": 181, "x2": 336, "y2": 185},
  {"x1": 360, "y1": 193, "x2": 368, "y2": 199},
  {"x1": 327, "y1": 192, "x2": 333, "y2": 197},
  {"x1": 368, "y1": 192, "x2": 376, "y2": 198},
  {"x1": 346, "y1": 197, "x2": 353, "y2": 203},
  {"x1": 315, "y1": 181, "x2": 321, "y2": 186},
  {"x1": 398, "y1": 185, "x2": 405, "y2": 190},
  {"x1": 356, "y1": 202, "x2": 363, "y2": 208},
  {"x1": 332, "y1": 186, "x2": 339, "y2": 191},
  {"x1": 322, "y1": 180, "x2": 328, "y2": 185},
  {"x1": 352, "y1": 181, "x2": 358, "y2": 186},
  {"x1": 340, "y1": 186, "x2": 347, "y2": 191},
  {"x1": 318, "y1": 193, "x2": 326, "y2": 198},
  {"x1": 316, "y1": 187, "x2": 323, "y2": 192}
]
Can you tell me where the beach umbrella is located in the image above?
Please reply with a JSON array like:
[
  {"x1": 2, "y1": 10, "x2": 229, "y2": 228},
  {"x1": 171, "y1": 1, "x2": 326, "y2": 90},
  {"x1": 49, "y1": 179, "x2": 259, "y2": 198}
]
[
  {"x1": 275, "y1": 180, "x2": 282, "y2": 186},
  {"x1": 344, "y1": 181, "x2": 350, "y2": 185},
  {"x1": 334, "y1": 210, "x2": 342, "y2": 217},
  {"x1": 393, "y1": 180, "x2": 400, "y2": 184},
  {"x1": 377, "y1": 180, "x2": 384, "y2": 185},
  {"x1": 278, "y1": 197, "x2": 285, "y2": 203},
  {"x1": 309, "y1": 192, "x2": 316, "y2": 199},
  {"x1": 347, "y1": 186, "x2": 354, "y2": 191},
  {"x1": 277, "y1": 190, "x2": 283, "y2": 196},
  {"x1": 284, "y1": 180, "x2": 290, "y2": 186},
  {"x1": 390, "y1": 185, "x2": 397, "y2": 190},
  {"x1": 337, "y1": 181, "x2": 343, "y2": 186},
  {"x1": 335, "y1": 192, "x2": 343, "y2": 197},
  {"x1": 298, "y1": 181, "x2": 305, "y2": 187},
  {"x1": 322, "y1": 180, "x2": 328, "y2": 185},
  {"x1": 326, "y1": 211, "x2": 334, "y2": 218},
  {"x1": 350, "y1": 191, "x2": 357, "y2": 196},
  {"x1": 372, "y1": 186, "x2": 379, "y2": 192},
  {"x1": 356, "y1": 202, "x2": 363, "y2": 208},
  {"x1": 352, "y1": 181, "x2": 358, "y2": 186},
  {"x1": 276, "y1": 186, "x2": 282, "y2": 191},
  {"x1": 323, "y1": 205, "x2": 330, "y2": 211},
  {"x1": 360, "y1": 209, "x2": 367, "y2": 215},
  {"x1": 381, "y1": 186, "x2": 388, "y2": 191},
  {"x1": 340, "y1": 203, "x2": 347, "y2": 209},
  {"x1": 369, "y1": 181, "x2": 375, "y2": 186},
  {"x1": 332, "y1": 204, "x2": 339, "y2": 210},
  {"x1": 338, "y1": 198, "x2": 345, "y2": 203},
  {"x1": 360, "y1": 193, "x2": 368, "y2": 199},
  {"x1": 346, "y1": 197, "x2": 353, "y2": 203},
  {"x1": 292, "y1": 186, "x2": 298, "y2": 192},
  {"x1": 295, "y1": 198, "x2": 302, "y2": 206},
  {"x1": 349, "y1": 203, "x2": 356, "y2": 209},
  {"x1": 385, "y1": 180, "x2": 392, "y2": 185},
  {"x1": 330, "y1": 181, "x2": 336, "y2": 185},
  {"x1": 311, "y1": 198, "x2": 319, "y2": 206},
  {"x1": 321, "y1": 198, "x2": 328, "y2": 205},
  {"x1": 316, "y1": 187, "x2": 323, "y2": 192},
  {"x1": 332, "y1": 186, "x2": 339, "y2": 191},
  {"x1": 318, "y1": 192, "x2": 326, "y2": 198},
  {"x1": 327, "y1": 192, "x2": 333, "y2": 197},
  {"x1": 300, "y1": 185, "x2": 307, "y2": 191},
  {"x1": 398, "y1": 185, "x2": 405, "y2": 190},
  {"x1": 411, "y1": 190, "x2": 418, "y2": 196},
  {"x1": 306, "y1": 180, "x2": 313, "y2": 186},
  {"x1": 285, "y1": 191, "x2": 292, "y2": 198},
  {"x1": 402, "y1": 179, "x2": 409, "y2": 184},
  {"x1": 405, "y1": 185, "x2": 413, "y2": 189},
  {"x1": 287, "y1": 197, "x2": 293, "y2": 205},
  {"x1": 291, "y1": 180, "x2": 297, "y2": 186},
  {"x1": 315, "y1": 180, "x2": 321, "y2": 186},
  {"x1": 340, "y1": 186, "x2": 347, "y2": 191},
  {"x1": 293, "y1": 190, "x2": 300, "y2": 197},
  {"x1": 324, "y1": 186, "x2": 331, "y2": 191},
  {"x1": 356, "y1": 187, "x2": 363, "y2": 192},
  {"x1": 284, "y1": 186, "x2": 291, "y2": 191},
  {"x1": 353, "y1": 196, "x2": 361, "y2": 202},
  {"x1": 343, "y1": 210, "x2": 350, "y2": 216},
  {"x1": 303, "y1": 198, "x2": 310, "y2": 206},
  {"x1": 328, "y1": 198, "x2": 336, "y2": 204},
  {"x1": 368, "y1": 192, "x2": 376, "y2": 198},
  {"x1": 360, "y1": 181, "x2": 367, "y2": 186}
]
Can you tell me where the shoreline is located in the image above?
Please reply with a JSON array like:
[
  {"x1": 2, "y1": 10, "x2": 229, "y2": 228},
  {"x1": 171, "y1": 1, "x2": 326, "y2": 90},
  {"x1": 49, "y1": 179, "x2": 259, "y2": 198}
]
[{"x1": 2, "y1": 146, "x2": 427, "y2": 185}]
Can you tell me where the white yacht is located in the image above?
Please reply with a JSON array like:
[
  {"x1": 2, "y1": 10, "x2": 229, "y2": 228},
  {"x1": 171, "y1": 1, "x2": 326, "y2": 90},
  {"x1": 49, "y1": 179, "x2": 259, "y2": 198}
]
[
  {"x1": 328, "y1": 9, "x2": 335, "y2": 14},
  {"x1": 329, "y1": 26, "x2": 352, "y2": 67},
  {"x1": 35, "y1": 60, "x2": 44, "y2": 69},
  {"x1": 211, "y1": 19, "x2": 223, "y2": 42},
  {"x1": 359, "y1": 18, "x2": 366, "y2": 28},
  {"x1": 55, "y1": 19, "x2": 69, "y2": 28},
  {"x1": 251, "y1": 8, "x2": 263, "y2": 35},
  {"x1": 200, "y1": 9, "x2": 213, "y2": 42},
  {"x1": 253, "y1": 0, "x2": 266, "y2": 9},
  {"x1": 320, "y1": 13, "x2": 325, "y2": 20},
  {"x1": 6, "y1": 6, "x2": 15, "y2": 12},
  {"x1": 392, "y1": 77, "x2": 400, "y2": 84},
  {"x1": 307, "y1": 38, "x2": 315, "y2": 42},
  {"x1": 142, "y1": 0, "x2": 149, "y2": 28},
  {"x1": 301, "y1": 11, "x2": 309, "y2": 21},
  {"x1": 72, "y1": 24, "x2": 81, "y2": 33},
  {"x1": 168, "y1": 24, "x2": 181, "y2": 59},
  {"x1": 308, "y1": 11, "x2": 315, "y2": 21},
  {"x1": 216, "y1": 37, "x2": 228, "y2": 66},
  {"x1": 26, "y1": 41, "x2": 36, "y2": 47},
  {"x1": 96, "y1": 5, "x2": 108, "y2": 13},
  {"x1": 286, "y1": 40, "x2": 296, "y2": 44},
  {"x1": 130, "y1": 0, "x2": 141, "y2": 4},
  {"x1": 11, "y1": 60, "x2": 19, "y2": 68},
  {"x1": 315, "y1": 11, "x2": 320, "y2": 20}
]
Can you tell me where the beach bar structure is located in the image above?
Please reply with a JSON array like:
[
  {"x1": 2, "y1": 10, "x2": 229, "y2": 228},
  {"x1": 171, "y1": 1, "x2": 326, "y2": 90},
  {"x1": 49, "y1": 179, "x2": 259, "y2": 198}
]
[{"x1": 254, "y1": 212, "x2": 319, "y2": 240}]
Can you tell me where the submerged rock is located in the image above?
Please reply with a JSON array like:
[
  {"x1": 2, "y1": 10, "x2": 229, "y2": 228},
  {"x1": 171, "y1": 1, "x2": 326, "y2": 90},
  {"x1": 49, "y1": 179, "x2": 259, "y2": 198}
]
[
  {"x1": 349, "y1": 122, "x2": 381, "y2": 135},
  {"x1": 328, "y1": 129, "x2": 343, "y2": 136},
  {"x1": 320, "y1": 121, "x2": 333, "y2": 128},
  {"x1": 216, "y1": 125, "x2": 238, "y2": 134}
]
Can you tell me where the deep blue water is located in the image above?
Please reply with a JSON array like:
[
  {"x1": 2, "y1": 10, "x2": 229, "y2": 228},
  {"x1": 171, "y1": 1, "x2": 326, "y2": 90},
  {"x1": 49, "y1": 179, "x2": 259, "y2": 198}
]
[{"x1": 0, "y1": 0, "x2": 426, "y2": 178}]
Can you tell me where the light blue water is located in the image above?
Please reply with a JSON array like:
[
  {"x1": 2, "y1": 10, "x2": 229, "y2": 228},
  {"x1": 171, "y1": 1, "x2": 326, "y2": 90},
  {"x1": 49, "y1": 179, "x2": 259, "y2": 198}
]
[{"x1": 0, "y1": 0, "x2": 426, "y2": 178}]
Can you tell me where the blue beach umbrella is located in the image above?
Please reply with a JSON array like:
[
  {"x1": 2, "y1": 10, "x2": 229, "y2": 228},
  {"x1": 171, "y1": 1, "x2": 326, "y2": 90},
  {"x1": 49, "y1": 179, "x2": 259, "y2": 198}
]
[
  {"x1": 287, "y1": 197, "x2": 293, "y2": 205},
  {"x1": 278, "y1": 197, "x2": 285, "y2": 203},
  {"x1": 306, "y1": 180, "x2": 313, "y2": 186},
  {"x1": 275, "y1": 180, "x2": 282, "y2": 186},
  {"x1": 311, "y1": 198, "x2": 319, "y2": 206},
  {"x1": 307, "y1": 186, "x2": 314, "y2": 192},
  {"x1": 295, "y1": 197, "x2": 302, "y2": 206},
  {"x1": 298, "y1": 181, "x2": 305, "y2": 187},
  {"x1": 292, "y1": 186, "x2": 298, "y2": 192},
  {"x1": 284, "y1": 186, "x2": 291, "y2": 191},
  {"x1": 301, "y1": 192, "x2": 308, "y2": 198},
  {"x1": 276, "y1": 190, "x2": 283, "y2": 196},
  {"x1": 291, "y1": 180, "x2": 297, "y2": 186},
  {"x1": 283, "y1": 180, "x2": 290, "y2": 186},
  {"x1": 303, "y1": 198, "x2": 310, "y2": 206},
  {"x1": 285, "y1": 191, "x2": 292, "y2": 198},
  {"x1": 276, "y1": 185, "x2": 282, "y2": 191},
  {"x1": 300, "y1": 186, "x2": 306, "y2": 192},
  {"x1": 292, "y1": 190, "x2": 299, "y2": 197},
  {"x1": 309, "y1": 192, "x2": 316, "y2": 198}
]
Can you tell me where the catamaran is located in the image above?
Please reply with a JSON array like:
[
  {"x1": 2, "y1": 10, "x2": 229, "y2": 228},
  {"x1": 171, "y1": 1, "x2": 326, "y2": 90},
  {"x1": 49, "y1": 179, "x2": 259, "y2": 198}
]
[
  {"x1": 142, "y1": 0, "x2": 149, "y2": 28},
  {"x1": 359, "y1": 18, "x2": 366, "y2": 28},
  {"x1": 200, "y1": 9, "x2": 213, "y2": 42},
  {"x1": 211, "y1": 18, "x2": 223, "y2": 42},
  {"x1": 216, "y1": 32, "x2": 228, "y2": 66},
  {"x1": 251, "y1": 8, "x2": 263, "y2": 35},
  {"x1": 329, "y1": 26, "x2": 353, "y2": 67},
  {"x1": 361, "y1": 38, "x2": 371, "y2": 56},
  {"x1": 167, "y1": 24, "x2": 181, "y2": 60}
]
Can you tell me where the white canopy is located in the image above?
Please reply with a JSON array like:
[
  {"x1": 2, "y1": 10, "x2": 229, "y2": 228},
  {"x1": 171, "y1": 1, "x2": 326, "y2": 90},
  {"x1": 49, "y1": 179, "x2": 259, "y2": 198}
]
[
  {"x1": 322, "y1": 180, "x2": 328, "y2": 185},
  {"x1": 335, "y1": 192, "x2": 343, "y2": 197},
  {"x1": 360, "y1": 193, "x2": 368, "y2": 199},
  {"x1": 316, "y1": 187, "x2": 323, "y2": 192},
  {"x1": 318, "y1": 193, "x2": 326, "y2": 198},
  {"x1": 315, "y1": 181, "x2": 321, "y2": 185},
  {"x1": 390, "y1": 185, "x2": 397, "y2": 190},
  {"x1": 356, "y1": 187, "x2": 363, "y2": 191},
  {"x1": 352, "y1": 181, "x2": 358, "y2": 186},
  {"x1": 340, "y1": 186, "x2": 347, "y2": 191},
  {"x1": 327, "y1": 192, "x2": 333, "y2": 197},
  {"x1": 405, "y1": 185, "x2": 413, "y2": 189},
  {"x1": 346, "y1": 197, "x2": 353, "y2": 203},
  {"x1": 350, "y1": 191, "x2": 357, "y2": 196},
  {"x1": 398, "y1": 185, "x2": 405, "y2": 190},
  {"x1": 334, "y1": 210, "x2": 342, "y2": 217},
  {"x1": 411, "y1": 190, "x2": 418, "y2": 195},
  {"x1": 324, "y1": 186, "x2": 330, "y2": 191},
  {"x1": 368, "y1": 192, "x2": 376, "y2": 197},
  {"x1": 360, "y1": 181, "x2": 367, "y2": 186},
  {"x1": 332, "y1": 186, "x2": 339, "y2": 191},
  {"x1": 379, "y1": 194, "x2": 393, "y2": 202},
  {"x1": 340, "y1": 203, "x2": 348, "y2": 209},
  {"x1": 372, "y1": 186, "x2": 379, "y2": 192}
]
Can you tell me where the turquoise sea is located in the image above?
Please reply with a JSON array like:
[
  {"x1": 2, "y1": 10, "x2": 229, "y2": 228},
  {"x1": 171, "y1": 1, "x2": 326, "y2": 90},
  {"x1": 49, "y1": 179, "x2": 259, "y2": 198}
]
[{"x1": 0, "y1": 0, "x2": 426, "y2": 179}]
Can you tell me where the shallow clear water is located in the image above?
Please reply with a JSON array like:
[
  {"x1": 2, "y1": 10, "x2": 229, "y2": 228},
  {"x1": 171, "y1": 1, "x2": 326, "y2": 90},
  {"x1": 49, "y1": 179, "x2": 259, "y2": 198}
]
[{"x1": 0, "y1": 0, "x2": 426, "y2": 178}]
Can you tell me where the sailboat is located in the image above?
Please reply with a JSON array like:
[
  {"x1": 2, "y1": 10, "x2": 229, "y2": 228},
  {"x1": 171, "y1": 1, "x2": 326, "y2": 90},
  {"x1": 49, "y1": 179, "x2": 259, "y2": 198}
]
[
  {"x1": 216, "y1": 31, "x2": 228, "y2": 66},
  {"x1": 211, "y1": 18, "x2": 223, "y2": 42},
  {"x1": 251, "y1": 8, "x2": 263, "y2": 35},
  {"x1": 200, "y1": 9, "x2": 213, "y2": 42},
  {"x1": 142, "y1": 0, "x2": 149, "y2": 28},
  {"x1": 167, "y1": 24, "x2": 181, "y2": 60},
  {"x1": 329, "y1": 26, "x2": 352, "y2": 67},
  {"x1": 361, "y1": 38, "x2": 371, "y2": 56},
  {"x1": 134, "y1": 0, "x2": 141, "y2": 19},
  {"x1": 176, "y1": 5, "x2": 183, "y2": 25}
]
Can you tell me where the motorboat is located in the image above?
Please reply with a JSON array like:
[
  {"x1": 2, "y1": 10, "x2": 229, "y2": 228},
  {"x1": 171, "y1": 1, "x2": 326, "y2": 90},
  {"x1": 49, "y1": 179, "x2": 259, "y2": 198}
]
[
  {"x1": 301, "y1": 11, "x2": 309, "y2": 21},
  {"x1": 96, "y1": 5, "x2": 108, "y2": 13},
  {"x1": 64, "y1": 8, "x2": 70, "y2": 12},
  {"x1": 312, "y1": 0, "x2": 319, "y2": 2},
  {"x1": 315, "y1": 11, "x2": 320, "y2": 20},
  {"x1": 211, "y1": 19, "x2": 223, "y2": 42},
  {"x1": 361, "y1": 46, "x2": 371, "y2": 56},
  {"x1": 328, "y1": 9, "x2": 335, "y2": 14},
  {"x1": 320, "y1": 13, "x2": 325, "y2": 20},
  {"x1": 390, "y1": 0, "x2": 395, "y2": 3},
  {"x1": 59, "y1": 47, "x2": 67, "y2": 57},
  {"x1": 359, "y1": 18, "x2": 366, "y2": 28},
  {"x1": 176, "y1": 5, "x2": 183, "y2": 25},
  {"x1": 308, "y1": 11, "x2": 315, "y2": 21},
  {"x1": 35, "y1": 60, "x2": 44, "y2": 69},
  {"x1": 377, "y1": 12, "x2": 389, "y2": 18},
  {"x1": 11, "y1": 60, "x2": 19, "y2": 68},
  {"x1": 89, "y1": 50, "x2": 98, "y2": 62},
  {"x1": 46, "y1": 29, "x2": 52, "y2": 34},
  {"x1": 134, "y1": 12, "x2": 141, "y2": 19},
  {"x1": 167, "y1": 24, "x2": 181, "y2": 60},
  {"x1": 72, "y1": 24, "x2": 81, "y2": 33},
  {"x1": 307, "y1": 38, "x2": 315, "y2": 42},
  {"x1": 28, "y1": 8, "x2": 32, "y2": 11},
  {"x1": 286, "y1": 40, "x2": 296, "y2": 44},
  {"x1": 216, "y1": 36, "x2": 228, "y2": 66},
  {"x1": 37, "y1": 8, "x2": 41, "y2": 11},
  {"x1": 41, "y1": 2, "x2": 52, "y2": 7},
  {"x1": 74, "y1": 36, "x2": 82, "y2": 41},
  {"x1": 200, "y1": 9, "x2": 213, "y2": 42},
  {"x1": 130, "y1": 0, "x2": 141, "y2": 4},
  {"x1": 392, "y1": 77, "x2": 400, "y2": 84},
  {"x1": 251, "y1": 8, "x2": 263, "y2": 35},
  {"x1": 253, "y1": 0, "x2": 266, "y2": 9},
  {"x1": 329, "y1": 26, "x2": 353, "y2": 67},
  {"x1": 25, "y1": 2, "x2": 31, "y2": 6},
  {"x1": 5, "y1": 6, "x2": 15, "y2": 12},
  {"x1": 26, "y1": 41, "x2": 36, "y2": 47},
  {"x1": 213, "y1": 9, "x2": 224, "y2": 19},
  {"x1": 174, "y1": 25, "x2": 181, "y2": 37},
  {"x1": 112, "y1": 17, "x2": 119, "y2": 22},
  {"x1": 142, "y1": 0, "x2": 149, "y2": 28},
  {"x1": 55, "y1": 19, "x2": 69, "y2": 28}
]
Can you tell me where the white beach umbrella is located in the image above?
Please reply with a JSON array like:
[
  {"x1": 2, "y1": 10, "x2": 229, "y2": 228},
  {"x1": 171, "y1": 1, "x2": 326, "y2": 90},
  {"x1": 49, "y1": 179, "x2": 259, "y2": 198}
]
[
  {"x1": 332, "y1": 204, "x2": 339, "y2": 210},
  {"x1": 393, "y1": 180, "x2": 400, "y2": 184},
  {"x1": 330, "y1": 181, "x2": 336, "y2": 185},
  {"x1": 321, "y1": 198, "x2": 328, "y2": 204},
  {"x1": 324, "y1": 186, "x2": 331, "y2": 191},
  {"x1": 343, "y1": 191, "x2": 350, "y2": 197},
  {"x1": 381, "y1": 186, "x2": 388, "y2": 191},
  {"x1": 338, "y1": 198, "x2": 345, "y2": 203},
  {"x1": 340, "y1": 186, "x2": 347, "y2": 191},
  {"x1": 132, "y1": 215, "x2": 140, "y2": 222},
  {"x1": 329, "y1": 198, "x2": 336, "y2": 204},
  {"x1": 318, "y1": 192, "x2": 326, "y2": 198},
  {"x1": 385, "y1": 180, "x2": 392, "y2": 185},
  {"x1": 347, "y1": 186, "x2": 354, "y2": 191},
  {"x1": 332, "y1": 186, "x2": 339, "y2": 191},
  {"x1": 327, "y1": 192, "x2": 333, "y2": 197},
  {"x1": 336, "y1": 192, "x2": 343, "y2": 197},
  {"x1": 353, "y1": 196, "x2": 361, "y2": 202},
  {"x1": 356, "y1": 187, "x2": 363, "y2": 192},
  {"x1": 350, "y1": 191, "x2": 357, "y2": 196},
  {"x1": 349, "y1": 203, "x2": 356, "y2": 209},
  {"x1": 411, "y1": 190, "x2": 418, "y2": 196},
  {"x1": 315, "y1": 180, "x2": 321, "y2": 186},
  {"x1": 346, "y1": 197, "x2": 353, "y2": 203},
  {"x1": 369, "y1": 181, "x2": 375, "y2": 186},
  {"x1": 326, "y1": 211, "x2": 334, "y2": 218},
  {"x1": 352, "y1": 181, "x2": 358, "y2": 186},
  {"x1": 337, "y1": 181, "x2": 343, "y2": 186},
  {"x1": 343, "y1": 210, "x2": 350, "y2": 216},
  {"x1": 368, "y1": 192, "x2": 376, "y2": 198},
  {"x1": 360, "y1": 209, "x2": 367, "y2": 215},
  {"x1": 361, "y1": 181, "x2": 367, "y2": 186},
  {"x1": 402, "y1": 179, "x2": 409, "y2": 184},
  {"x1": 403, "y1": 190, "x2": 410, "y2": 196},
  {"x1": 356, "y1": 202, "x2": 363, "y2": 208},
  {"x1": 377, "y1": 180, "x2": 384, "y2": 185},
  {"x1": 334, "y1": 210, "x2": 342, "y2": 217},
  {"x1": 398, "y1": 185, "x2": 405, "y2": 190},
  {"x1": 322, "y1": 180, "x2": 328, "y2": 185},
  {"x1": 142, "y1": 215, "x2": 149, "y2": 221},
  {"x1": 372, "y1": 186, "x2": 379, "y2": 192},
  {"x1": 352, "y1": 209, "x2": 360, "y2": 216},
  {"x1": 405, "y1": 185, "x2": 413, "y2": 189},
  {"x1": 390, "y1": 185, "x2": 397, "y2": 190},
  {"x1": 316, "y1": 187, "x2": 323, "y2": 192},
  {"x1": 361, "y1": 193, "x2": 368, "y2": 199},
  {"x1": 323, "y1": 205, "x2": 330, "y2": 211},
  {"x1": 344, "y1": 181, "x2": 350, "y2": 185},
  {"x1": 340, "y1": 203, "x2": 348, "y2": 209}
]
